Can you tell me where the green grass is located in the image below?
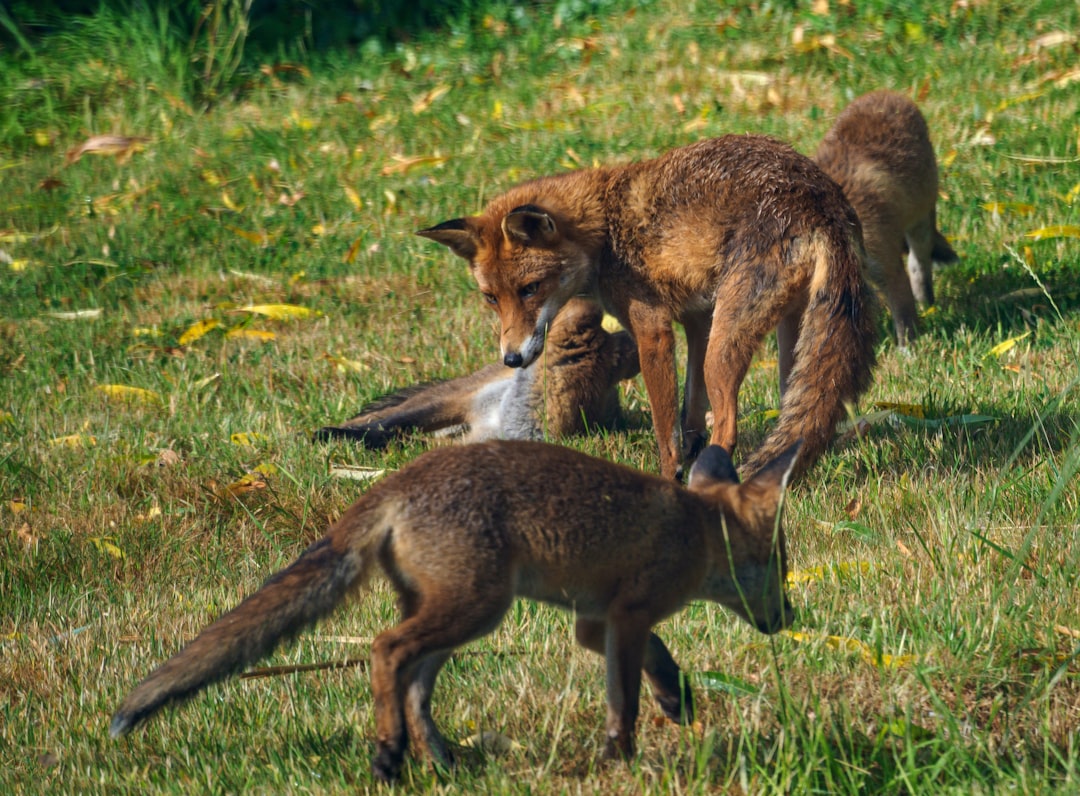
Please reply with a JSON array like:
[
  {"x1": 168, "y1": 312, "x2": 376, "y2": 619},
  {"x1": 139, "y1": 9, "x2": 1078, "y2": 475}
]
[{"x1": 2, "y1": 0, "x2": 1080, "y2": 792}]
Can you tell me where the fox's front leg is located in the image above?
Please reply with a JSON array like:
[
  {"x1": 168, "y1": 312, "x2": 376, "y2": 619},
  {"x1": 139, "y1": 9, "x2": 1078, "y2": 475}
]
[
  {"x1": 602, "y1": 614, "x2": 651, "y2": 760},
  {"x1": 628, "y1": 306, "x2": 682, "y2": 479},
  {"x1": 575, "y1": 619, "x2": 694, "y2": 725}
]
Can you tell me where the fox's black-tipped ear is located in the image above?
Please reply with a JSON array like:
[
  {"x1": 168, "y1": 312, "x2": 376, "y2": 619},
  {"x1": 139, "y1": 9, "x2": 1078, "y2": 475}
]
[
  {"x1": 742, "y1": 440, "x2": 802, "y2": 507},
  {"x1": 417, "y1": 218, "x2": 481, "y2": 260},
  {"x1": 502, "y1": 205, "x2": 560, "y2": 247},
  {"x1": 688, "y1": 445, "x2": 739, "y2": 489}
]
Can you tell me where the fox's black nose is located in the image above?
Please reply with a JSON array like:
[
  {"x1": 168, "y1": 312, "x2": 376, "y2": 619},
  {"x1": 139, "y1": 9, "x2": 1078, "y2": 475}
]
[{"x1": 503, "y1": 352, "x2": 524, "y2": 368}]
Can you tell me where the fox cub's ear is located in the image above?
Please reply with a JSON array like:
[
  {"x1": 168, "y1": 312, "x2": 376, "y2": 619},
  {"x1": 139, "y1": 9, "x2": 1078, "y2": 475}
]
[
  {"x1": 688, "y1": 446, "x2": 739, "y2": 488},
  {"x1": 417, "y1": 218, "x2": 481, "y2": 261},
  {"x1": 502, "y1": 205, "x2": 560, "y2": 247}
]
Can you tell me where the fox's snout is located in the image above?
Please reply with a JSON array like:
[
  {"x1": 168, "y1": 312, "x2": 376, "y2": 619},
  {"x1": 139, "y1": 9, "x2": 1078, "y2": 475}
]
[
  {"x1": 503, "y1": 351, "x2": 525, "y2": 368},
  {"x1": 756, "y1": 594, "x2": 796, "y2": 635}
]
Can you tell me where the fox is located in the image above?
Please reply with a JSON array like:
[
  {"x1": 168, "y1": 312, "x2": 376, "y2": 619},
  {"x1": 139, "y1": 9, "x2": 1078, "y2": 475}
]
[
  {"x1": 315, "y1": 298, "x2": 640, "y2": 447},
  {"x1": 109, "y1": 439, "x2": 799, "y2": 784},
  {"x1": 417, "y1": 134, "x2": 877, "y2": 481},
  {"x1": 814, "y1": 89, "x2": 958, "y2": 346}
]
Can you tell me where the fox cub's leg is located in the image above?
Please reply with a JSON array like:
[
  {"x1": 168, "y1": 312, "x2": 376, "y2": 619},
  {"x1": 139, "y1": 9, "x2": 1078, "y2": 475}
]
[
  {"x1": 371, "y1": 596, "x2": 511, "y2": 782},
  {"x1": 575, "y1": 618, "x2": 694, "y2": 726},
  {"x1": 404, "y1": 650, "x2": 455, "y2": 772},
  {"x1": 904, "y1": 214, "x2": 936, "y2": 309},
  {"x1": 602, "y1": 613, "x2": 651, "y2": 760},
  {"x1": 680, "y1": 313, "x2": 711, "y2": 468}
]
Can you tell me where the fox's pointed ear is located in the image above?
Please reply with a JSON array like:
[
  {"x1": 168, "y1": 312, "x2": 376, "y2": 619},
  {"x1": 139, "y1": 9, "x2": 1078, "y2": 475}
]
[
  {"x1": 740, "y1": 440, "x2": 802, "y2": 510},
  {"x1": 417, "y1": 218, "x2": 481, "y2": 260},
  {"x1": 502, "y1": 205, "x2": 560, "y2": 247},
  {"x1": 688, "y1": 445, "x2": 740, "y2": 489}
]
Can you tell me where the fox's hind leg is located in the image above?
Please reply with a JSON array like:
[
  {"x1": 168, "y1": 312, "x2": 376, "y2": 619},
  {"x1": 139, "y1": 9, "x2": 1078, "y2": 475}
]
[
  {"x1": 371, "y1": 589, "x2": 511, "y2": 782},
  {"x1": 680, "y1": 312, "x2": 711, "y2": 467},
  {"x1": 905, "y1": 213, "x2": 936, "y2": 308},
  {"x1": 405, "y1": 650, "x2": 454, "y2": 771}
]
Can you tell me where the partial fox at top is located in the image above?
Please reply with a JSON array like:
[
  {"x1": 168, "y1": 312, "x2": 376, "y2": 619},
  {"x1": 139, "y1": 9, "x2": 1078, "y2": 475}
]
[
  {"x1": 815, "y1": 89, "x2": 958, "y2": 346},
  {"x1": 419, "y1": 134, "x2": 878, "y2": 480}
]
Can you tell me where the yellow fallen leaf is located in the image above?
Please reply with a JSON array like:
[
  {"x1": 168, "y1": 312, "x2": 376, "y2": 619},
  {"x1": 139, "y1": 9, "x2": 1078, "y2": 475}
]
[
  {"x1": 96, "y1": 385, "x2": 163, "y2": 404},
  {"x1": 783, "y1": 630, "x2": 916, "y2": 669},
  {"x1": 873, "y1": 401, "x2": 925, "y2": 419},
  {"x1": 225, "y1": 328, "x2": 277, "y2": 341},
  {"x1": 985, "y1": 331, "x2": 1030, "y2": 358},
  {"x1": 7, "y1": 498, "x2": 27, "y2": 514},
  {"x1": 1025, "y1": 225, "x2": 1080, "y2": 240},
  {"x1": 1064, "y1": 183, "x2": 1080, "y2": 205},
  {"x1": 0, "y1": 410, "x2": 13, "y2": 424},
  {"x1": 343, "y1": 185, "x2": 363, "y2": 210},
  {"x1": 50, "y1": 433, "x2": 97, "y2": 448},
  {"x1": 233, "y1": 304, "x2": 317, "y2": 321},
  {"x1": 220, "y1": 190, "x2": 243, "y2": 212},
  {"x1": 89, "y1": 536, "x2": 125, "y2": 559},
  {"x1": 230, "y1": 432, "x2": 267, "y2": 446},
  {"x1": 344, "y1": 237, "x2": 364, "y2": 264},
  {"x1": 380, "y1": 154, "x2": 449, "y2": 176},
  {"x1": 600, "y1": 314, "x2": 624, "y2": 333},
  {"x1": 221, "y1": 471, "x2": 268, "y2": 496},
  {"x1": 981, "y1": 201, "x2": 1035, "y2": 216},
  {"x1": 9, "y1": 258, "x2": 33, "y2": 271},
  {"x1": 178, "y1": 318, "x2": 221, "y2": 346},
  {"x1": 65, "y1": 134, "x2": 148, "y2": 165},
  {"x1": 135, "y1": 505, "x2": 162, "y2": 523},
  {"x1": 787, "y1": 561, "x2": 871, "y2": 585},
  {"x1": 225, "y1": 226, "x2": 277, "y2": 246},
  {"x1": 322, "y1": 352, "x2": 368, "y2": 373}
]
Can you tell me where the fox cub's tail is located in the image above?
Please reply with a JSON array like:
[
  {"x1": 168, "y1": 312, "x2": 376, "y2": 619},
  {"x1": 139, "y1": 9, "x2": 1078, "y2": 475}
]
[{"x1": 110, "y1": 516, "x2": 375, "y2": 737}]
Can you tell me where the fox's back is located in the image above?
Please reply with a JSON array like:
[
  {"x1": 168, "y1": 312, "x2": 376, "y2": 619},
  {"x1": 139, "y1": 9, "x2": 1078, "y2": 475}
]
[
  {"x1": 815, "y1": 90, "x2": 938, "y2": 220},
  {"x1": 374, "y1": 441, "x2": 711, "y2": 612}
]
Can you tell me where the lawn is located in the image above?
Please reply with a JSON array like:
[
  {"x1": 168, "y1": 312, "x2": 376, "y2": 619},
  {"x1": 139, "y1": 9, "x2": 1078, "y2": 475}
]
[{"x1": 2, "y1": 0, "x2": 1079, "y2": 792}]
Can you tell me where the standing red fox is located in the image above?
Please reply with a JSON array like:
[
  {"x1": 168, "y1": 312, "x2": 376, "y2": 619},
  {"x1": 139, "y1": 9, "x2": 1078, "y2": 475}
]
[
  {"x1": 418, "y1": 135, "x2": 877, "y2": 480},
  {"x1": 316, "y1": 298, "x2": 639, "y2": 447},
  {"x1": 815, "y1": 90, "x2": 958, "y2": 346},
  {"x1": 110, "y1": 440, "x2": 798, "y2": 783}
]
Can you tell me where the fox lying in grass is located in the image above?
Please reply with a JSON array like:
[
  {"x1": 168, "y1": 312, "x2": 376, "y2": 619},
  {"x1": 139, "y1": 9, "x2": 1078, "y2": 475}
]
[
  {"x1": 110, "y1": 440, "x2": 798, "y2": 783},
  {"x1": 418, "y1": 135, "x2": 877, "y2": 480},
  {"x1": 316, "y1": 298, "x2": 640, "y2": 447},
  {"x1": 815, "y1": 89, "x2": 958, "y2": 346}
]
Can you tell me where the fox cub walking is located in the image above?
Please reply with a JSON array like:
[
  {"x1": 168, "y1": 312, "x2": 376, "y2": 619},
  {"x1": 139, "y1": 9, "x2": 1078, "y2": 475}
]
[
  {"x1": 110, "y1": 440, "x2": 798, "y2": 783},
  {"x1": 316, "y1": 298, "x2": 639, "y2": 447},
  {"x1": 418, "y1": 135, "x2": 876, "y2": 480},
  {"x1": 815, "y1": 90, "x2": 958, "y2": 345}
]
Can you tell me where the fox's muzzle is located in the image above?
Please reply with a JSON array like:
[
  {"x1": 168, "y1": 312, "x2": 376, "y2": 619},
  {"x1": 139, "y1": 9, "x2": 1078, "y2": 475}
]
[
  {"x1": 756, "y1": 595, "x2": 796, "y2": 635},
  {"x1": 503, "y1": 352, "x2": 525, "y2": 368}
]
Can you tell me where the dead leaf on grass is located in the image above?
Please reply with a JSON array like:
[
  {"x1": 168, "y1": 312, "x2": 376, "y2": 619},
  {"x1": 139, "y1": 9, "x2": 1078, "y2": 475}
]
[{"x1": 65, "y1": 134, "x2": 148, "y2": 166}]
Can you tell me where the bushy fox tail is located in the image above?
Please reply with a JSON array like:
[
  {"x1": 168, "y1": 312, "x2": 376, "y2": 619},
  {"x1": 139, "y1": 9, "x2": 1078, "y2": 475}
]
[
  {"x1": 110, "y1": 510, "x2": 378, "y2": 738},
  {"x1": 741, "y1": 231, "x2": 879, "y2": 480}
]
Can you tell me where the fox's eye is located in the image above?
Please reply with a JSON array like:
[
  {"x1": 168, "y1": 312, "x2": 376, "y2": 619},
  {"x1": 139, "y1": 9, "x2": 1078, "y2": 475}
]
[
  {"x1": 519, "y1": 282, "x2": 540, "y2": 299},
  {"x1": 482, "y1": 292, "x2": 497, "y2": 306}
]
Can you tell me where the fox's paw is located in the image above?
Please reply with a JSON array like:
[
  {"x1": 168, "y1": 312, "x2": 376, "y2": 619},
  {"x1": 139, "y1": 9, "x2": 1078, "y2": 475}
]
[
  {"x1": 654, "y1": 682, "x2": 695, "y2": 725},
  {"x1": 372, "y1": 745, "x2": 405, "y2": 784}
]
